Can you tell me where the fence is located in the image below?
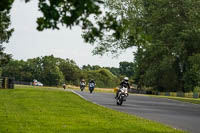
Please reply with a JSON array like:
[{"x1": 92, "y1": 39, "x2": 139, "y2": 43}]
[{"x1": 14, "y1": 81, "x2": 32, "y2": 86}]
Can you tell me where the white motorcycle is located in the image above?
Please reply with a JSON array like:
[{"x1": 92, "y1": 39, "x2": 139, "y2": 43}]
[
  {"x1": 80, "y1": 82, "x2": 86, "y2": 91},
  {"x1": 116, "y1": 86, "x2": 128, "y2": 105}
]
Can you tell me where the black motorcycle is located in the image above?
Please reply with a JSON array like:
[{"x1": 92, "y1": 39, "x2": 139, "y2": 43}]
[
  {"x1": 89, "y1": 82, "x2": 95, "y2": 93},
  {"x1": 116, "y1": 86, "x2": 128, "y2": 105}
]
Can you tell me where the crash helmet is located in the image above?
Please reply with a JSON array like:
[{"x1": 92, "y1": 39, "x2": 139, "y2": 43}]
[{"x1": 124, "y1": 77, "x2": 129, "y2": 83}]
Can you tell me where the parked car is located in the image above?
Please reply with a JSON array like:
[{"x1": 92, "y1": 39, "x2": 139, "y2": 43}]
[
  {"x1": 37, "y1": 82, "x2": 43, "y2": 86},
  {"x1": 33, "y1": 80, "x2": 43, "y2": 86}
]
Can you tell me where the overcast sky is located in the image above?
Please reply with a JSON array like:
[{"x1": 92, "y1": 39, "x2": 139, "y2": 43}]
[{"x1": 4, "y1": 0, "x2": 135, "y2": 68}]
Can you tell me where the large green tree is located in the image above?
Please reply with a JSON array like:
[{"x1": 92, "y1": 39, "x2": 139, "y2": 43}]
[
  {"x1": 2, "y1": 59, "x2": 32, "y2": 81},
  {"x1": 26, "y1": 55, "x2": 65, "y2": 86},
  {"x1": 58, "y1": 58, "x2": 81, "y2": 85},
  {"x1": 119, "y1": 61, "x2": 135, "y2": 78},
  {"x1": 89, "y1": 0, "x2": 200, "y2": 92},
  {"x1": 0, "y1": 0, "x2": 14, "y2": 75}
]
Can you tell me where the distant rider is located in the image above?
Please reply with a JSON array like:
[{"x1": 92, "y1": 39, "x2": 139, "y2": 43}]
[
  {"x1": 80, "y1": 79, "x2": 86, "y2": 91},
  {"x1": 115, "y1": 77, "x2": 130, "y2": 98},
  {"x1": 62, "y1": 83, "x2": 66, "y2": 89},
  {"x1": 88, "y1": 79, "x2": 95, "y2": 93}
]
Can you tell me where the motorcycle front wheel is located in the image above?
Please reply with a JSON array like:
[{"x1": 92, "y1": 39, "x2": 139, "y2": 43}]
[
  {"x1": 80, "y1": 86, "x2": 85, "y2": 91},
  {"x1": 116, "y1": 96, "x2": 123, "y2": 105},
  {"x1": 89, "y1": 87, "x2": 94, "y2": 93}
]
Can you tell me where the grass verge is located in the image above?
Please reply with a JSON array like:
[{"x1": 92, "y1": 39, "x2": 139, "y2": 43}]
[
  {"x1": 148, "y1": 95, "x2": 200, "y2": 104},
  {"x1": 66, "y1": 85, "x2": 114, "y2": 93},
  {"x1": 0, "y1": 85, "x2": 186, "y2": 133}
]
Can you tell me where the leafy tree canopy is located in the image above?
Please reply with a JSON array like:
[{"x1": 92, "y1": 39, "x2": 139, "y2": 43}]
[
  {"x1": 24, "y1": 0, "x2": 104, "y2": 31},
  {"x1": 0, "y1": 0, "x2": 14, "y2": 44},
  {"x1": 119, "y1": 61, "x2": 135, "y2": 78},
  {"x1": 89, "y1": 0, "x2": 200, "y2": 92},
  {"x1": 0, "y1": 0, "x2": 13, "y2": 69}
]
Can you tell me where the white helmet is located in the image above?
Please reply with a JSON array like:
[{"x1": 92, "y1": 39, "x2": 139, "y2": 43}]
[{"x1": 124, "y1": 77, "x2": 129, "y2": 81}]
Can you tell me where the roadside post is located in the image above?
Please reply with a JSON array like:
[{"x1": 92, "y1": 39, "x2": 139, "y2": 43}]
[{"x1": 0, "y1": 77, "x2": 14, "y2": 89}]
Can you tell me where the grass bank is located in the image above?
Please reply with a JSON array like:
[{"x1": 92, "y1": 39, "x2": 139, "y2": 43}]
[
  {"x1": 0, "y1": 85, "x2": 185, "y2": 133},
  {"x1": 148, "y1": 95, "x2": 200, "y2": 104},
  {"x1": 66, "y1": 85, "x2": 114, "y2": 93}
]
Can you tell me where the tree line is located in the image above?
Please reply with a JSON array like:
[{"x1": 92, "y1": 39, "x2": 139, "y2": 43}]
[{"x1": 1, "y1": 55, "x2": 135, "y2": 88}]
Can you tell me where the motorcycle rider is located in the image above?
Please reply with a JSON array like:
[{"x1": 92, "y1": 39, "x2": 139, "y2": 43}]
[
  {"x1": 80, "y1": 79, "x2": 86, "y2": 88},
  {"x1": 62, "y1": 83, "x2": 66, "y2": 89},
  {"x1": 88, "y1": 79, "x2": 95, "y2": 93},
  {"x1": 115, "y1": 77, "x2": 130, "y2": 99}
]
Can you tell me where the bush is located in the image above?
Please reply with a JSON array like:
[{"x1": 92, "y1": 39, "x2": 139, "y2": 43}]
[
  {"x1": 85, "y1": 69, "x2": 119, "y2": 88},
  {"x1": 193, "y1": 87, "x2": 200, "y2": 93}
]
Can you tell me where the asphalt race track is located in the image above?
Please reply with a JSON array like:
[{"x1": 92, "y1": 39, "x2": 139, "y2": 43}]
[{"x1": 73, "y1": 90, "x2": 200, "y2": 133}]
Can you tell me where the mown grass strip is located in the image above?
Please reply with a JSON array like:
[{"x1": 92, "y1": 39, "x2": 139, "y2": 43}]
[
  {"x1": 148, "y1": 95, "x2": 200, "y2": 104},
  {"x1": 66, "y1": 85, "x2": 114, "y2": 93},
  {"x1": 0, "y1": 86, "x2": 186, "y2": 133}
]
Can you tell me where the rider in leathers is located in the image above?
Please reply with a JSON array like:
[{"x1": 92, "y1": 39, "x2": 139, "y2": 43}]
[{"x1": 115, "y1": 77, "x2": 130, "y2": 98}]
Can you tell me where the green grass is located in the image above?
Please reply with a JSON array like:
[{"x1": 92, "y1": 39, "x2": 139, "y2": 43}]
[
  {"x1": 0, "y1": 85, "x2": 186, "y2": 133},
  {"x1": 66, "y1": 85, "x2": 115, "y2": 93},
  {"x1": 148, "y1": 95, "x2": 200, "y2": 104}
]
